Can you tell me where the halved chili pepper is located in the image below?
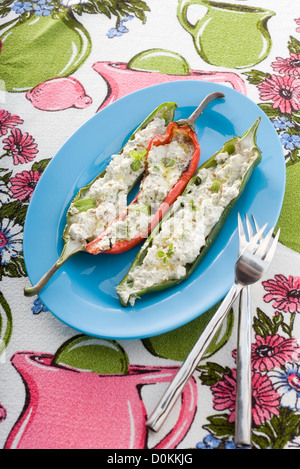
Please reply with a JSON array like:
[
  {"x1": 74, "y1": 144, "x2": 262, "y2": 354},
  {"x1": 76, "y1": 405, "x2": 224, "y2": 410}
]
[
  {"x1": 86, "y1": 92, "x2": 224, "y2": 255},
  {"x1": 24, "y1": 102, "x2": 177, "y2": 297},
  {"x1": 86, "y1": 122, "x2": 199, "y2": 254},
  {"x1": 117, "y1": 118, "x2": 262, "y2": 307}
]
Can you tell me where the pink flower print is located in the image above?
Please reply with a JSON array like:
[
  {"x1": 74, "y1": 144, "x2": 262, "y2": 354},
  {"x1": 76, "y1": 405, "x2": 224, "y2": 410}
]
[
  {"x1": 262, "y1": 274, "x2": 300, "y2": 314},
  {"x1": 9, "y1": 170, "x2": 41, "y2": 201},
  {"x1": 211, "y1": 369, "x2": 280, "y2": 426},
  {"x1": 295, "y1": 19, "x2": 300, "y2": 33},
  {"x1": 271, "y1": 53, "x2": 300, "y2": 77},
  {"x1": 0, "y1": 110, "x2": 23, "y2": 137},
  {"x1": 211, "y1": 369, "x2": 237, "y2": 418},
  {"x1": 257, "y1": 74, "x2": 300, "y2": 114},
  {"x1": 2, "y1": 128, "x2": 38, "y2": 165},
  {"x1": 250, "y1": 334, "x2": 300, "y2": 372},
  {"x1": 0, "y1": 404, "x2": 6, "y2": 423},
  {"x1": 251, "y1": 372, "x2": 280, "y2": 426}
]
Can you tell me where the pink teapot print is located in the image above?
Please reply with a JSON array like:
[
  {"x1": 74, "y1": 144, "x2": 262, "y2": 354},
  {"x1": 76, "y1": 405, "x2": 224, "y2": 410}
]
[
  {"x1": 26, "y1": 77, "x2": 93, "y2": 112},
  {"x1": 5, "y1": 352, "x2": 197, "y2": 449},
  {"x1": 93, "y1": 49, "x2": 247, "y2": 111}
]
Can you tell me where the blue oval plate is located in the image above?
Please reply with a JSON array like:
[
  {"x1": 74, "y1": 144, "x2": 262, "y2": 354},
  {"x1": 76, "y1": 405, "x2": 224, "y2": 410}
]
[{"x1": 23, "y1": 81, "x2": 285, "y2": 339}]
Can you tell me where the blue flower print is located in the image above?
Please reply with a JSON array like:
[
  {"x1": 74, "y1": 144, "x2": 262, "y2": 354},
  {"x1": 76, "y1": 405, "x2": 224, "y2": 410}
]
[
  {"x1": 12, "y1": 1, "x2": 31, "y2": 14},
  {"x1": 196, "y1": 434, "x2": 221, "y2": 449},
  {"x1": 271, "y1": 363, "x2": 300, "y2": 411},
  {"x1": 280, "y1": 132, "x2": 300, "y2": 151},
  {"x1": 107, "y1": 15, "x2": 133, "y2": 38},
  {"x1": 12, "y1": 0, "x2": 54, "y2": 16},
  {"x1": 31, "y1": 297, "x2": 48, "y2": 315},
  {"x1": 0, "y1": 218, "x2": 22, "y2": 265},
  {"x1": 32, "y1": 0, "x2": 54, "y2": 16},
  {"x1": 196, "y1": 434, "x2": 250, "y2": 449},
  {"x1": 272, "y1": 116, "x2": 293, "y2": 131}
]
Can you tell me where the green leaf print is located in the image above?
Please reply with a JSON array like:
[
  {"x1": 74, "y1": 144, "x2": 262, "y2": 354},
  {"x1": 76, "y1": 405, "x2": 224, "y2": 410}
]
[
  {"x1": 288, "y1": 35, "x2": 300, "y2": 55},
  {"x1": 0, "y1": 291, "x2": 13, "y2": 357},
  {"x1": 252, "y1": 407, "x2": 300, "y2": 449},
  {"x1": 243, "y1": 70, "x2": 271, "y2": 85},
  {"x1": 203, "y1": 414, "x2": 235, "y2": 441}
]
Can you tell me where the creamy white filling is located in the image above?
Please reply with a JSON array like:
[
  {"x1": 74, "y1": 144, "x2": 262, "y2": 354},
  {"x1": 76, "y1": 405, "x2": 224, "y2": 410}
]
[
  {"x1": 91, "y1": 134, "x2": 194, "y2": 251},
  {"x1": 67, "y1": 117, "x2": 168, "y2": 243},
  {"x1": 117, "y1": 144, "x2": 258, "y2": 305}
]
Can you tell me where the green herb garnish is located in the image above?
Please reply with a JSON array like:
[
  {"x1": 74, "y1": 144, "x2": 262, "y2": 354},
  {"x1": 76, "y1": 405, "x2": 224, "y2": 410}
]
[
  {"x1": 211, "y1": 181, "x2": 221, "y2": 192},
  {"x1": 162, "y1": 157, "x2": 175, "y2": 168},
  {"x1": 129, "y1": 204, "x2": 151, "y2": 215},
  {"x1": 73, "y1": 198, "x2": 96, "y2": 212},
  {"x1": 130, "y1": 148, "x2": 147, "y2": 171},
  {"x1": 158, "y1": 243, "x2": 174, "y2": 263},
  {"x1": 188, "y1": 199, "x2": 198, "y2": 212}
]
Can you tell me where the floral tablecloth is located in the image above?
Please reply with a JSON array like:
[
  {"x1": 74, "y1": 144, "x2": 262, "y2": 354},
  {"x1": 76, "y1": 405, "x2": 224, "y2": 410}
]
[{"x1": 0, "y1": 0, "x2": 300, "y2": 451}]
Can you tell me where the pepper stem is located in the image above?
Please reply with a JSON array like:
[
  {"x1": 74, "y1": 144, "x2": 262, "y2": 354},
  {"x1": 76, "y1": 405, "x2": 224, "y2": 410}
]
[
  {"x1": 176, "y1": 92, "x2": 225, "y2": 130},
  {"x1": 24, "y1": 261, "x2": 63, "y2": 297},
  {"x1": 24, "y1": 240, "x2": 83, "y2": 297}
]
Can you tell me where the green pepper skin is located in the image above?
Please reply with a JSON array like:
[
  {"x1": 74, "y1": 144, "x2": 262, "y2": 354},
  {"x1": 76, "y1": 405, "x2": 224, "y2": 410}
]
[
  {"x1": 24, "y1": 102, "x2": 177, "y2": 297},
  {"x1": 117, "y1": 118, "x2": 262, "y2": 307}
]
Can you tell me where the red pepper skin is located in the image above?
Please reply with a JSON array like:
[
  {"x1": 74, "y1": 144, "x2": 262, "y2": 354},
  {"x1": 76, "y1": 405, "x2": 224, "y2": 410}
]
[{"x1": 86, "y1": 123, "x2": 200, "y2": 255}]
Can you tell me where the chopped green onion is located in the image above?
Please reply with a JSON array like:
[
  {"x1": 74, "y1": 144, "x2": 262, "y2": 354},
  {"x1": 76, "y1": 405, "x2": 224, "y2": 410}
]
[
  {"x1": 130, "y1": 160, "x2": 141, "y2": 171},
  {"x1": 73, "y1": 198, "x2": 96, "y2": 212},
  {"x1": 129, "y1": 204, "x2": 151, "y2": 215},
  {"x1": 188, "y1": 199, "x2": 198, "y2": 211},
  {"x1": 211, "y1": 180, "x2": 221, "y2": 192},
  {"x1": 130, "y1": 148, "x2": 147, "y2": 171},
  {"x1": 162, "y1": 157, "x2": 175, "y2": 168}
]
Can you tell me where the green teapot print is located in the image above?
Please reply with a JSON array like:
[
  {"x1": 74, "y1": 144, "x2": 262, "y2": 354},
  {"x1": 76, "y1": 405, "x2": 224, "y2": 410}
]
[
  {"x1": 0, "y1": 0, "x2": 150, "y2": 93},
  {"x1": 0, "y1": 11, "x2": 92, "y2": 93},
  {"x1": 177, "y1": 0, "x2": 275, "y2": 69}
]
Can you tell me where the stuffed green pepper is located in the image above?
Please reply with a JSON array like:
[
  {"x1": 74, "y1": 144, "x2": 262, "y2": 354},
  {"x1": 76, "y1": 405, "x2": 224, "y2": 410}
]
[
  {"x1": 117, "y1": 118, "x2": 262, "y2": 307},
  {"x1": 24, "y1": 102, "x2": 177, "y2": 296}
]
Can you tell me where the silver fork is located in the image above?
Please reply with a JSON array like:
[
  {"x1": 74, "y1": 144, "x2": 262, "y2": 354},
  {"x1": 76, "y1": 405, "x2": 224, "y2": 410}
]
[
  {"x1": 146, "y1": 214, "x2": 280, "y2": 433},
  {"x1": 235, "y1": 214, "x2": 265, "y2": 447}
]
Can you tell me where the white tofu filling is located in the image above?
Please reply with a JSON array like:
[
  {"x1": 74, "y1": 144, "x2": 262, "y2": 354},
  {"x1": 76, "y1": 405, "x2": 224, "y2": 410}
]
[
  {"x1": 67, "y1": 117, "x2": 168, "y2": 244},
  {"x1": 117, "y1": 141, "x2": 259, "y2": 306},
  {"x1": 91, "y1": 131, "x2": 195, "y2": 251}
]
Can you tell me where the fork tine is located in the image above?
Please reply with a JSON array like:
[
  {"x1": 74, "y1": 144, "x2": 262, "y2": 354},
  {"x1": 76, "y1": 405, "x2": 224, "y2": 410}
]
[
  {"x1": 247, "y1": 223, "x2": 268, "y2": 252},
  {"x1": 238, "y1": 213, "x2": 247, "y2": 254},
  {"x1": 264, "y1": 229, "x2": 280, "y2": 262},
  {"x1": 255, "y1": 226, "x2": 275, "y2": 257},
  {"x1": 245, "y1": 213, "x2": 254, "y2": 239},
  {"x1": 252, "y1": 215, "x2": 260, "y2": 233}
]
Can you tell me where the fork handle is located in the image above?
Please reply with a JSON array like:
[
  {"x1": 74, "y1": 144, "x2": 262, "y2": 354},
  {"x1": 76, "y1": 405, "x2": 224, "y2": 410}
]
[
  {"x1": 146, "y1": 282, "x2": 243, "y2": 432},
  {"x1": 235, "y1": 285, "x2": 252, "y2": 447}
]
